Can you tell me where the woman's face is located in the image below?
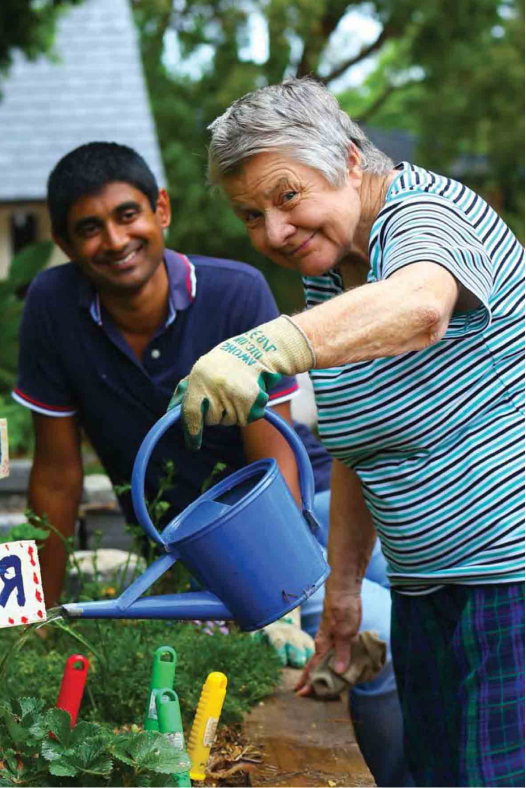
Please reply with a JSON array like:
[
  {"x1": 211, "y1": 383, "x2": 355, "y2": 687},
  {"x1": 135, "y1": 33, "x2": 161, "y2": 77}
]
[{"x1": 223, "y1": 151, "x2": 363, "y2": 277}]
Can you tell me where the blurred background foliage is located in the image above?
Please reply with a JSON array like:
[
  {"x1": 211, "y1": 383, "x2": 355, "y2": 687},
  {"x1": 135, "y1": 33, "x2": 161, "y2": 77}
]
[
  {"x1": 129, "y1": 0, "x2": 524, "y2": 310},
  {"x1": 0, "y1": 0, "x2": 84, "y2": 77}
]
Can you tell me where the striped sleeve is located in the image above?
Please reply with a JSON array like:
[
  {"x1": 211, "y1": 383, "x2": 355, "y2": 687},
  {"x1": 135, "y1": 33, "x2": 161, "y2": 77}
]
[
  {"x1": 377, "y1": 195, "x2": 493, "y2": 336},
  {"x1": 12, "y1": 274, "x2": 78, "y2": 417}
]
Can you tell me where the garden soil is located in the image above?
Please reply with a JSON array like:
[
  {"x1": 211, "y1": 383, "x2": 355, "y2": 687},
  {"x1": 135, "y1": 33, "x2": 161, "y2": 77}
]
[{"x1": 201, "y1": 668, "x2": 375, "y2": 787}]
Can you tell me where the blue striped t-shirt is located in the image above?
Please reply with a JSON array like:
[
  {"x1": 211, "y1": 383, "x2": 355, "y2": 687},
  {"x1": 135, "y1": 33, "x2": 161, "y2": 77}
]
[{"x1": 303, "y1": 161, "x2": 524, "y2": 594}]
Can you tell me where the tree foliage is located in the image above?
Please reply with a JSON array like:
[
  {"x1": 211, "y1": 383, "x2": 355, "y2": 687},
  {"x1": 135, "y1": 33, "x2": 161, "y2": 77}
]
[
  {"x1": 339, "y1": 3, "x2": 524, "y2": 235},
  {"x1": 131, "y1": 0, "x2": 524, "y2": 293},
  {"x1": 0, "y1": 0, "x2": 85, "y2": 78}
]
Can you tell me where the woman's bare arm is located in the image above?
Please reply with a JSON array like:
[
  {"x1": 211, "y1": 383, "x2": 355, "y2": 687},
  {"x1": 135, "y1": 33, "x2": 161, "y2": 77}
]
[{"x1": 293, "y1": 261, "x2": 459, "y2": 368}]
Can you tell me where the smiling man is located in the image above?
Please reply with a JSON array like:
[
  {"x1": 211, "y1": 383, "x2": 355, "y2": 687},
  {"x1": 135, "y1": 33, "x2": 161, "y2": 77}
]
[{"x1": 12, "y1": 141, "x2": 302, "y2": 607}]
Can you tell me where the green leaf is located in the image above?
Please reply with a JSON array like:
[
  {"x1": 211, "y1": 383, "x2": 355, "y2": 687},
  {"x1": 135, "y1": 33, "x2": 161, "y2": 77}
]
[
  {"x1": 73, "y1": 739, "x2": 113, "y2": 774},
  {"x1": 70, "y1": 721, "x2": 110, "y2": 747},
  {"x1": 46, "y1": 708, "x2": 72, "y2": 746},
  {"x1": 41, "y1": 738, "x2": 65, "y2": 762},
  {"x1": 7, "y1": 241, "x2": 54, "y2": 288},
  {"x1": 11, "y1": 697, "x2": 46, "y2": 718},
  {"x1": 1, "y1": 523, "x2": 50, "y2": 543},
  {"x1": 112, "y1": 731, "x2": 190, "y2": 774},
  {"x1": 48, "y1": 760, "x2": 78, "y2": 777}
]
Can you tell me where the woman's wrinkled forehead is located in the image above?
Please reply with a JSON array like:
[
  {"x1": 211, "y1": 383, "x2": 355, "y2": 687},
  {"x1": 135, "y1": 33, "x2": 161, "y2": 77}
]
[{"x1": 222, "y1": 153, "x2": 324, "y2": 205}]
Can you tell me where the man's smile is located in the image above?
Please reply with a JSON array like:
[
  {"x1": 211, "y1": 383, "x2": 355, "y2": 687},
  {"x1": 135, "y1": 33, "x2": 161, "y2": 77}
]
[{"x1": 102, "y1": 243, "x2": 144, "y2": 269}]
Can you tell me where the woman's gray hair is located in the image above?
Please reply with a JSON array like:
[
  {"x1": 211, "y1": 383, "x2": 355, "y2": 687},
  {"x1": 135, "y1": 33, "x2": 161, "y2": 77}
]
[{"x1": 207, "y1": 77, "x2": 393, "y2": 188}]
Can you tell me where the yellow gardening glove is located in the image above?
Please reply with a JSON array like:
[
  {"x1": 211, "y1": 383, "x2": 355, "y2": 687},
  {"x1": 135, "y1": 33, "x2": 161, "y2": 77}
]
[
  {"x1": 168, "y1": 316, "x2": 315, "y2": 449},
  {"x1": 253, "y1": 607, "x2": 315, "y2": 668}
]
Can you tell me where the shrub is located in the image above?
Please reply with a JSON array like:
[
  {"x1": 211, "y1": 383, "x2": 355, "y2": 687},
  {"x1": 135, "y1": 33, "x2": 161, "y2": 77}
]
[
  {"x1": 0, "y1": 618, "x2": 282, "y2": 729},
  {"x1": 0, "y1": 241, "x2": 53, "y2": 398}
]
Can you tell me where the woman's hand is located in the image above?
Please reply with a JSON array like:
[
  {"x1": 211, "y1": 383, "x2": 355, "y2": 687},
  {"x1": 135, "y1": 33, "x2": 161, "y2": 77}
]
[
  {"x1": 295, "y1": 587, "x2": 362, "y2": 696},
  {"x1": 168, "y1": 316, "x2": 314, "y2": 449}
]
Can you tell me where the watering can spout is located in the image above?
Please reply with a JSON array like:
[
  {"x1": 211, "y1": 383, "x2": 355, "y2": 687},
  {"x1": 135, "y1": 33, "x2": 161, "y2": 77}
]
[{"x1": 61, "y1": 591, "x2": 233, "y2": 621}]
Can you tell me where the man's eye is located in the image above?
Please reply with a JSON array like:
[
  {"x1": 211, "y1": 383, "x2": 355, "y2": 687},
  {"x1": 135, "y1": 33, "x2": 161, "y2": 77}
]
[
  {"x1": 121, "y1": 210, "x2": 138, "y2": 222},
  {"x1": 79, "y1": 224, "x2": 98, "y2": 237},
  {"x1": 245, "y1": 210, "x2": 262, "y2": 223}
]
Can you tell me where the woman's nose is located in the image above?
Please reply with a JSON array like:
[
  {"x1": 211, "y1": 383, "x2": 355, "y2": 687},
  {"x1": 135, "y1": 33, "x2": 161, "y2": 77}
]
[{"x1": 265, "y1": 212, "x2": 295, "y2": 248}]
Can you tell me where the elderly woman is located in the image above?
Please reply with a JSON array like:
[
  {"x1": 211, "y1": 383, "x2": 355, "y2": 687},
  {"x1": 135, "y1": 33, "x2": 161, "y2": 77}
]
[{"x1": 173, "y1": 78, "x2": 524, "y2": 787}]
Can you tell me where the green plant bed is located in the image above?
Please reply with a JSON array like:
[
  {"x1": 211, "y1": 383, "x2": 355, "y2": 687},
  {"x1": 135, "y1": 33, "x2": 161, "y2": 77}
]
[
  {"x1": 0, "y1": 618, "x2": 282, "y2": 730},
  {"x1": 0, "y1": 503, "x2": 283, "y2": 786},
  {"x1": 0, "y1": 697, "x2": 193, "y2": 787}
]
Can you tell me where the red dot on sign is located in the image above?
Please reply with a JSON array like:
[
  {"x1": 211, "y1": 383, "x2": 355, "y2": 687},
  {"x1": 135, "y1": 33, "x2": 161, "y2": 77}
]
[
  {"x1": 28, "y1": 546, "x2": 36, "y2": 566},
  {"x1": 33, "y1": 572, "x2": 39, "y2": 584},
  {"x1": 37, "y1": 610, "x2": 44, "y2": 619},
  {"x1": 4, "y1": 544, "x2": 9, "y2": 550},
  {"x1": 35, "y1": 591, "x2": 42, "y2": 602},
  {"x1": 21, "y1": 617, "x2": 28, "y2": 624},
  {"x1": 8, "y1": 618, "x2": 14, "y2": 624}
]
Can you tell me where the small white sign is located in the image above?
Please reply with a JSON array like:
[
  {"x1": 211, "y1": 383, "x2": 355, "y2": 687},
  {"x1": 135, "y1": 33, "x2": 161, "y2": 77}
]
[
  {"x1": 0, "y1": 540, "x2": 47, "y2": 628},
  {"x1": 0, "y1": 418, "x2": 8, "y2": 479}
]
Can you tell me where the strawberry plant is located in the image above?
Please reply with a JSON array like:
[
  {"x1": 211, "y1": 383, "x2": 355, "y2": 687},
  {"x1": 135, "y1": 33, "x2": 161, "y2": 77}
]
[{"x1": 0, "y1": 697, "x2": 191, "y2": 787}]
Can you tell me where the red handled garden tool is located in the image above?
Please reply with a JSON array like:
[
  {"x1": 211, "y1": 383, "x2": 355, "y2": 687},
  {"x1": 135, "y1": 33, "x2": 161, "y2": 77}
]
[{"x1": 56, "y1": 654, "x2": 89, "y2": 727}]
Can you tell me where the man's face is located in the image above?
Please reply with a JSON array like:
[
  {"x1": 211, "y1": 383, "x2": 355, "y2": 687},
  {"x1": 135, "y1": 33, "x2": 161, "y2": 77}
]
[{"x1": 55, "y1": 182, "x2": 171, "y2": 294}]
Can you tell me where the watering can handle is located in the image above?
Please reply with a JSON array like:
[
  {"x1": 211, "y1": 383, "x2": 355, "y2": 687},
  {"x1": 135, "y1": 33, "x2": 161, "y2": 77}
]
[
  {"x1": 131, "y1": 405, "x2": 320, "y2": 547},
  {"x1": 262, "y1": 408, "x2": 319, "y2": 533}
]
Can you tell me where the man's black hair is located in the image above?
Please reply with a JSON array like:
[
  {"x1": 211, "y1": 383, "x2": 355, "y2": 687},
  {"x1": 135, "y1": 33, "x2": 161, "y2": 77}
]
[{"x1": 47, "y1": 141, "x2": 159, "y2": 239}]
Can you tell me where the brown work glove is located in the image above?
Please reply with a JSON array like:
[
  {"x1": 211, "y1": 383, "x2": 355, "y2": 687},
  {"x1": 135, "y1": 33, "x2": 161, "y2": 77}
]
[{"x1": 310, "y1": 631, "x2": 386, "y2": 699}]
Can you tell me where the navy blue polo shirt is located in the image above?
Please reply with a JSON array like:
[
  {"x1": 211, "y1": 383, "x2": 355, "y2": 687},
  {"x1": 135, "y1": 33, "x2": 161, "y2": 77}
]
[{"x1": 14, "y1": 250, "x2": 311, "y2": 523}]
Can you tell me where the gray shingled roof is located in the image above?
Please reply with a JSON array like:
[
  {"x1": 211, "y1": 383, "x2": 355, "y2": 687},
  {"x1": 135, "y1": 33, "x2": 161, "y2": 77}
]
[
  {"x1": 0, "y1": 0, "x2": 166, "y2": 202},
  {"x1": 363, "y1": 126, "x2": 417, "y2": 166}
]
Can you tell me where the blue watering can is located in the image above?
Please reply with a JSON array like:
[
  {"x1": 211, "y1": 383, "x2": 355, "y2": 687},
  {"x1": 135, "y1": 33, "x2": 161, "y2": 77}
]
[{"x1": 62, "y1": 407, "x2": 330, "y2": 631}]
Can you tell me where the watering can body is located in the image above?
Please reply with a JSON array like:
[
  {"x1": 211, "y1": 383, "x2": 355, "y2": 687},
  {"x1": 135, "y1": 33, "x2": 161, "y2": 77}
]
[{"x1": 62, "y1": 407, "x2": 330, "y2": 631}]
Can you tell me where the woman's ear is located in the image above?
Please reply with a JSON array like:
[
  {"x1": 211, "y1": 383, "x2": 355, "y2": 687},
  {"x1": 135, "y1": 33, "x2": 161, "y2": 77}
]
[
  {"x1": 347, "y1": 142, "x2": 363, "y2": 186},
  {"x1": 347, "y1": 142, "x2": 362, "y2": 171}
]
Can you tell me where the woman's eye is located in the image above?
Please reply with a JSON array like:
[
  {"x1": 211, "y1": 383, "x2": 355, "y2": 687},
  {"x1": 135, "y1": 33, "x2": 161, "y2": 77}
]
[{"x1": 282, "y1": 191, "x2": 297, "y2": 204}]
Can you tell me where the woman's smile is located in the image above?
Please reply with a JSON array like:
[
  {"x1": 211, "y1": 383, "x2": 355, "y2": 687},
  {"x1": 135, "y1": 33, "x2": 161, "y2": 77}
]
[{"x1": 289, "y1": 231, "x2": 317, "y2": 257}]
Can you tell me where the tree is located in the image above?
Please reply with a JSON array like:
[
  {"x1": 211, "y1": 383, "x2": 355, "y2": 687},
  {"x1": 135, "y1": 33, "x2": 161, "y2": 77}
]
[
  {"x1": 338, "y1": 3, "x2": 524, "y2": 235},
  {"x1": 0, "y1": 0, "x2": 85, "y2": 78},
  {"x1": 131, "y1": 0, "x2": 524, "y2": 309}
]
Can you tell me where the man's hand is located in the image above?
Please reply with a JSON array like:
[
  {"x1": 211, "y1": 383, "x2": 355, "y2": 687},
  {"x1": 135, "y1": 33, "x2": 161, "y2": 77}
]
[
  {"x1": 295, "y1": 588, "x2": 362, "y2": 696},
  {"x1": 168, "y1": 316, "x2": 315, "y2": 449},
  {"x1": 254, "y1": 607, "x2": 315, "y2": 668}
]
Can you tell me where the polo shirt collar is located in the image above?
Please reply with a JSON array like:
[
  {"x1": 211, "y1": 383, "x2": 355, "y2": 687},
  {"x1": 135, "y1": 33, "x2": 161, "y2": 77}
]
[{"x1": 79, "y1": 249, "x2": 197, "y2": 327}]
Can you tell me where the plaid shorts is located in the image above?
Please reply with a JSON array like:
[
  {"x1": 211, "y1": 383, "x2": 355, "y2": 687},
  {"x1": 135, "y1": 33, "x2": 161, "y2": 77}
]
[{"x1": 391, "y1": 583, "x2": 525, "y2": 787}]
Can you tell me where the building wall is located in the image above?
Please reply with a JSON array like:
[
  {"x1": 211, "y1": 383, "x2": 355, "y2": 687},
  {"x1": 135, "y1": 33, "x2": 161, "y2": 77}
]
[{"x1": 0, "y1": 201, "x2": 67, "y2": 279}]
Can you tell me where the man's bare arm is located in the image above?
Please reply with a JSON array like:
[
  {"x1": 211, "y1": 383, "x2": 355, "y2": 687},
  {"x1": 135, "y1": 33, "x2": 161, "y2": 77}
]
[{"x1": 28, "y1": 413, "x2": 84, "y2": 608}]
